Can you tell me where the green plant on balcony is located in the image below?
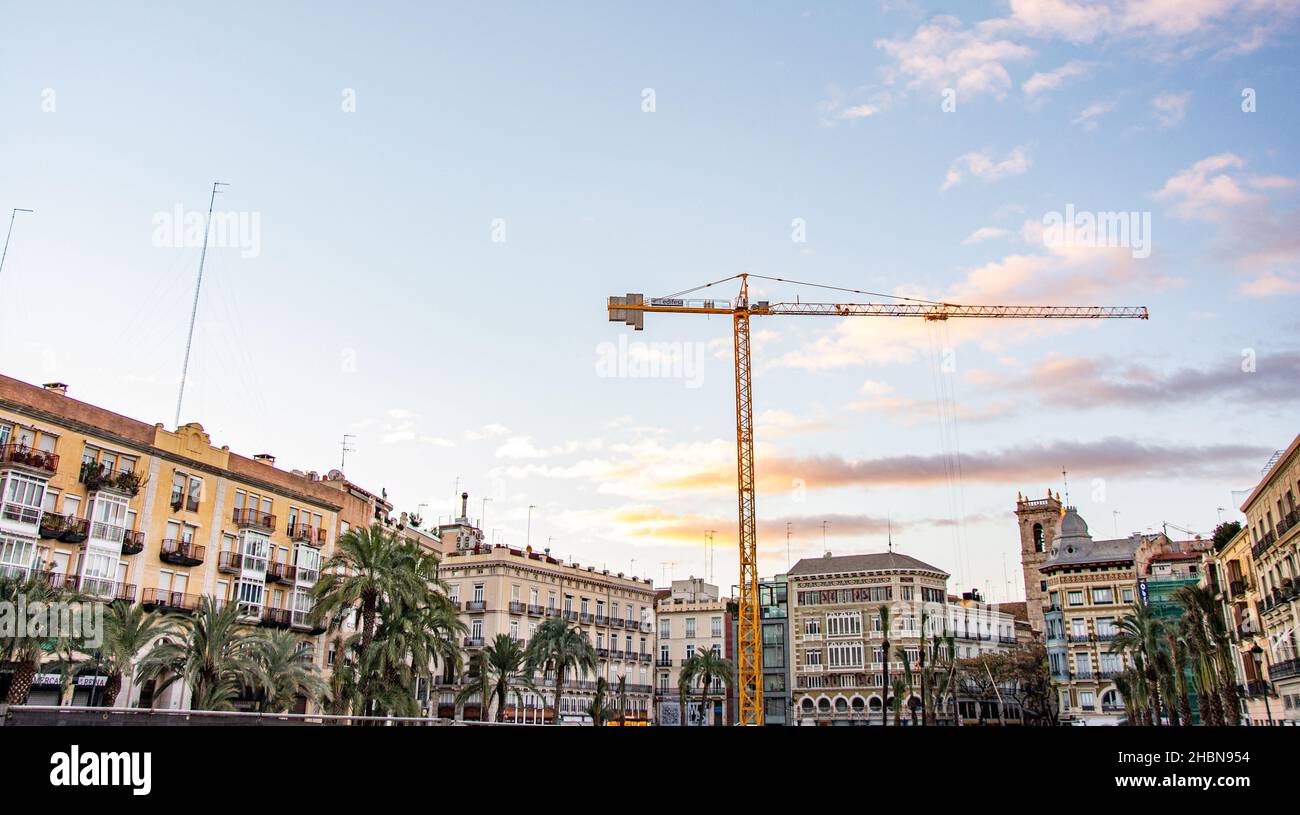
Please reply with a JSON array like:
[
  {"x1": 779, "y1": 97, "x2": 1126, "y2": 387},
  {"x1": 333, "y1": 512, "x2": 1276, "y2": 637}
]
[
  {"x1": 39, "y1": 512, "x2": 68, "y2": 538},
  {"x1": 112, "y1": 469, "x2": 145, "y2": 496}
]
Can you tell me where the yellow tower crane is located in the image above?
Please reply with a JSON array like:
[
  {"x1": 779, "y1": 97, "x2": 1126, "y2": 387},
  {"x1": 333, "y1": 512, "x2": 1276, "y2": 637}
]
[{"x1": 607, "y1": 273, "x2": 1148, "y2": 725}]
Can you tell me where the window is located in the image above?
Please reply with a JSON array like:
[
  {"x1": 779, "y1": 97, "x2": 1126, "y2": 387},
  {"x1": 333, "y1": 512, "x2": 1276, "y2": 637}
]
[
  {"x1": 471, "y1": 619, "x2": 482, "y2": 639},
  {"x1": 826, "y1": 611, "x2": 862, "y2": 637},
  {"x1": 2, "y1": 472, "x2": 46, "y2": 525},
  {"x1": 659, "y1": 644, "x2": 669, "y2": 662},
  {"x1": 1092, "y1": 587, "x2": 1114, "y2": 604},
  {"x1": 659, "y1": 618, "x2": 671, "y2": 639},
  {"x1": 804, "y1": 649, "x2": 821, "y2": 666},
  {"x1": 827, "y1": 642, "x2": 863, "y2": 668},
  {"x1": 1121, "y1": 588, "x2": 1134, "y2": 604},
  {"x1": 510, "y1": 620, "x2": 519, "y2": 639},
  {"x1": 685, "y1": 618, "x2": 696, "y2": 638},
  {"x1": 1067, "y1": 591, "x2": 1084, "y2": 606},
  {"x1": 804, "y1": 617, "x2": 821, "y2": 637},
  {"x1": 473, "y1": 584, "x2": 484, "y2": 602},
  {"x1": 711, "y1": 616, "x2": 722, "y2": 637},
  {"x1": 686, "y1": 643, "x2": 696, "y2": 659}
]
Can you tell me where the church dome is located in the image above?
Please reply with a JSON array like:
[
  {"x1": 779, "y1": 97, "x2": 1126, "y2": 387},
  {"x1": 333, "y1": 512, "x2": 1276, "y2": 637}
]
[{"x1": 1060, "y1": 508, "x2": 1089, "y2": 539}]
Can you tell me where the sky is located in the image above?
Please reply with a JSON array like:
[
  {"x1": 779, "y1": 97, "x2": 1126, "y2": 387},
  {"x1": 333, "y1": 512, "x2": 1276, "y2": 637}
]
[{"x1": 2, "y1": 1, "x2": 1298, "y2": 601}]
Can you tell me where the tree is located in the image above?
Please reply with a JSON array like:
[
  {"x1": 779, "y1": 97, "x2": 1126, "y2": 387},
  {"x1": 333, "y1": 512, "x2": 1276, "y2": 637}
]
[
  {"x1": 1112, "y1": 606, "x2": 1165, "y2": 725},
  {"x1": 312, "y1": 525, "x2": 456, "y2": 716},
  {"x1": 1162, "y1": 628, "x2": 1193, "y2": 726},
  {"x1": 137, "y1": 596, "x2": 264, "y2": 711},
  {"x1": 1112, "y1": 671, "x2": 1138, "y2": 726},
  {"x1": 1175, "y1": 584, "x2": 1239, "y2": 725},
  {"x1": 455, "y1": 650, "x2": 493, "y2": 721},
  {"x1": 1, "y1": 574, "x2": 75, "y2": 704},
  {"x1": 94, "y1": 603, "x2": 176, "y2": 707},
  {"x1": 525, "y1": 616, "x2": 596, "y2": 726},
  {"x1": 252, "y1": 629, "x2": 326, "y2": 713},
  {"x1": 588, "y1": 676, "x2": 609, "y2": 725},
  {"x1": 878, "y1": 604, "x2": 892, "y2": 726},
  {"x1": 481, "y1": 633, "x2": 536, "y2": 723},
  {"x1": 614, "y1": 672, "x2": 630, "y2": 725},
  {"x1": 681, "y1": 646, "x2": 736, "y2": 726},
  {"x1": 896, "y1": 647, "x2": 916, "y2": 726},
  {"x1": 1003, "y1": 643, "x2": 1056, "y2": 726},
  {"x1": 1212, "y1": 520, "x2": 1243, "y2": 551}
]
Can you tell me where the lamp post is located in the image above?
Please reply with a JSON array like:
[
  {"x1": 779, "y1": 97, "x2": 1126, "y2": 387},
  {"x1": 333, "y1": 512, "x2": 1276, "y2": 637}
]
[{"x1": 1249, "y1": 643, "x2": 1274, "y2": 725}]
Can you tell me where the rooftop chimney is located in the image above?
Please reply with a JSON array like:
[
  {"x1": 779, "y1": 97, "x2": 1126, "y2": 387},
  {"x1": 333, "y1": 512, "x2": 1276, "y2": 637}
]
[
  {"x1": 460, "y1": 491, "x2": 469, "y2": 521},
  {"x1": 253, "y1": 453, "x2": 276, "y2": 466},
  {"x1": 42, "y1": 382, "x2": 68, "y2": 396}
]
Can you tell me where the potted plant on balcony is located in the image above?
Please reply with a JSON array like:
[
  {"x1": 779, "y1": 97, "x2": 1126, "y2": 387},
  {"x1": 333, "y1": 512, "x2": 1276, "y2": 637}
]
[
  {"x1": 112, "y1": 469, "x2": 145, "y2": 497},
  {"x1": 39, "y1": 512, "x2": 67, "y2": 538}
]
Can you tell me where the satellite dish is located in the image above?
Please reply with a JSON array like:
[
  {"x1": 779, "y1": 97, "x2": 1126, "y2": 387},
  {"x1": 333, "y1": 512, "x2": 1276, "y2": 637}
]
[{"x1": 327, "y1": 469, "x2": 344, "y2": 480}]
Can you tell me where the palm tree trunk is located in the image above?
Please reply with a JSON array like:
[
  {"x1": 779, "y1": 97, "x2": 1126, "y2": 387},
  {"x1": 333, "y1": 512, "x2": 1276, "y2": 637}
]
[
  {"x1": 1219, "y1": 666, "x2": 1240, "y2": 725},
  {"x1": 552, "y1": 666, "x2": 565, "y2": 726},
  {"x1": 881, "y1": 638, "x2": 890, "y2": 727},
  {"x1": 103, "y1": 671, "x2": 123, "y2": 707},
  {"x1": 496, "y1": 682, "x2": 508, "y2": 723},
  {"x1": 1145, "y1": 667, "x2": 1162, "y2": 726},
  {"x1": 5, "y1": 659, "x2": 36, "y2": 705}
]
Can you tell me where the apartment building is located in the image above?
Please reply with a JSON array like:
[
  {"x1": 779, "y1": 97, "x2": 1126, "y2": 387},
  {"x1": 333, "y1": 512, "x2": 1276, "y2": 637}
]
[
  {"x1": 759, "y1": 574, "x2": 792, "y2": 725},
  {"x1": 437, "y1": 517, "x2": 657, "y2": 723},
  {"x1": 1241, "y1": 434, "x2": 1300, "y2": 723},
  {"x1": 654, "y1": 577, "x2": 733, "y2": 725},
  {"x1": 1038, "y1": 508, "x2": 1147, "y2": 724},
  {"x1": 0, "y1": 374, "x2": 399, "y2": 710},
  {"x1": 788, "y1": 550, "x2": 950, "y2": 725},
  {"x1": 1202, "y1": 524, "x2": 1274, "y2": 725}
]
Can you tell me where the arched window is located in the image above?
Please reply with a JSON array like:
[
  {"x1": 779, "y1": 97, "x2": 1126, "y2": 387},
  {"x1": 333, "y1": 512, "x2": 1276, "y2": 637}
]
[
  {"x1": 834, "y1": 697, "x2": 848, "y2": 713},
  {"x1": 1032, "y1": 523, "x2": 1045, "y2": 553},
  {"x1": 801, "y1": 698, "x2": 814, "y2": 712},
  {"x1": 817, "y1": 698, "x2": 831, "y2": 713}
]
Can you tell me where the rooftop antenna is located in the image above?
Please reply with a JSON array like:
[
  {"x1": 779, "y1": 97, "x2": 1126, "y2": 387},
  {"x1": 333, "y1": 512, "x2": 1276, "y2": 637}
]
[
  {"x1": 1112, "y1": 510, "x2": 1121, "y2": 537},
  {"x1": 822, "y1": 520, "x2": 830, "y2": 555},
  {"x1": 340, "y1": 434, "x2": 356, "y2": 470},
  {"x1": 0, "y1": 207, "x2": 35, "y2": 283},
  {"x1": 174, "y1": 181, "x2": 228, "y2": 428},
  {"x1": 1061, "y1": 468, "x2": 1070, "y2": 505},
  {"x1": 527, "y1": 504, "x2": 537, "y2": 549},
  {"x1": 480, "y1": 496, "x2": 492, "y2": 531},
  {"x1": 704, "y1": 530, "x2": 718, "y2": 582},
  {"x1": 887, "y1": 512, "x2": 893, "y2": 553},
  {"x1": 785, "y1": 522, "x2": 792, "y2": 570}
]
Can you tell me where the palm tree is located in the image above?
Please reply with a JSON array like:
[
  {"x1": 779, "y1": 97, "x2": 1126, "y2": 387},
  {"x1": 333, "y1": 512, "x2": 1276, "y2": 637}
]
[
  {"x1": 877, "y1": 604, "x2": 892, "y2": 726},
  {"x1": 1112, "y1": 606, "x2": 1165, "y2": 725},
  {"x1": 1, "y1": 573, "x2": 69, "y2": 704},
  {"x1": 681, "y1": 646, "x2": 736, "y2": 726},
  {"x1": 481, "y1": 633, "x2": 536, "y2": 722},
  {"x1": 525, "y1": 616, "x2": 596, "y2": 726},
  {"x1": 90, "y1": 603, "x2": 176, "y2": 708},
  {"x1": 1175, "y1": 584, "x2": 1239, "y2": 725},
  {"x1": 614, "y1": 673, "x2": 630, "y2": 725},
  {"x1": 313, "y1": 526, "x2": 454, "y2": 716},
  {"x1": 137, "y1": 596, "x2": 263, "y2": 710},
  {"x1": 1163, "y1": 628, "x2": 1193, "y2": 726},
  {"x1": 252, "y1": 629, "x2": 326, "y2": 713},
  {"x1": 897, "y1": 647, "x2": 917, "y2": 725},
  {"x1": 677, "y1": 669, "x2": 692, "y2": 727},
  {"x1": 455, "y1": 650, "x2": 493, "y2": 721},
  {"x1": 917, "y1": 608, "x2": 929, "y2": 726},
  {"x1": 588, "y1": 676, "x2": 609, "y2": 725},
  {"x1": 1112, "y1": 671, "x2": 1137, "y2": 726}
]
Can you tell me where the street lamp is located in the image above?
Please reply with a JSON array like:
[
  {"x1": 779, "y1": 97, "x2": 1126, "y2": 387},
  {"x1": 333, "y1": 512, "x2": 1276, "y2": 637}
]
[{"x1": 1249, "y1": 643, "x2": 1274, "y2": 726}]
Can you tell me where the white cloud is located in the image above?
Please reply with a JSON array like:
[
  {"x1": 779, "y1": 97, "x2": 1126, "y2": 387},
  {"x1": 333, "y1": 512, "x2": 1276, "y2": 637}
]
[
  {"x1": 941, "y1": 146, "x2": 1032, "y2": 191},
  {"x1": 1072, "y1": 99, "x2": 1115, "y2": 130},
  {"x1": 464, "y1": 423, "x2": 511, "y2": 441},
  {"x1": 875, "y1": 15, "x2": 1035, "y2": 100},
  {"x1": 962, "y1": 226, "x2": 1012, "y2": 244},
  {"x1": 1022, "y1": 60, "x2": 1092, "y2": 96},
  {"x1": 1154, "y1": 152, "x2": 1257, "y2": 219},
  {"x1": 1153, "y1": 90, "x2": 1190, "y2": 127}
]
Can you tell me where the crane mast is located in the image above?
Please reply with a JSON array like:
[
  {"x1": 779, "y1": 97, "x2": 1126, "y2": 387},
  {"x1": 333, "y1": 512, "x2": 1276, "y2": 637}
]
[{"x1": 608, "y1": 273, "x2": 1147, "y2": 726}]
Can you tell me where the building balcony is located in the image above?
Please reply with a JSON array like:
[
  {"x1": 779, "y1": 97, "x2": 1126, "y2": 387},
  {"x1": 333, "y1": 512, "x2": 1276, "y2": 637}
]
[
  {"x1": 142, "y1": 588, "x2": 201, "y2": 613},
  {"x1": 527, "y1": 604, "x2": 545, "y2": 616},
  {"x1": 656, "y1": 658, "x2": 673, "y2": 668},
  {"x1": 259, "y1": 607, "x2": 294, "y2": 629},
  {"x1": 217, "y1": 551, "x2": 241, "y2": 573},
  {"x1": 508, "y1": 601, "x2": 527, "y2": 615},
  {"x1": 639, "y1": 653, "x2": 652, "y2": 663},
  {"x1": 73, "y1": 576, "x2": 136, "y2": 602},
  {"x1": 609, "y1": 650, "x2": 624, "y2": 660},
  {"x1": 464, "y1": 637, "x2": 485, "y2": 648},
  {"x1": 596, "y1": 648, "x2": 610, "y2": 658},
  {"x1": 1252, "y1": 529, "x2": 1279, "y2": 560},
  {"x1": 265, "y1": 561, "x2": 296, "y2": 583},
  {"x1": 288, "y1": 522, "x2": 325, "y2": 547},
  {"x1": 579, "y1": 613, "x2": 594, "y2": 624},
  {"x1": 121, "y1": 530, "x2": 145, "y2": 555},
  {"x1": 1271, "y1": 657, "x2": 1300, "y2": 682},
  {"x1": 1229, "y1": 579, "x2": 1248, "y2": 597},
  {"x1": 58, "y1": 518, "x2": 90, "y2": 543},
  {"x1": 611, "y1": 618, "x2": 625, "y2": 628},
  {"x1": 640, "y1": 622, "x2": 653, "y2": 633},
  {"x1": 232, "y1": 508, "x2": 276, "y2": 531},
  {"x1": 0, "y1": 443, "x2": 59, "y2": 475},
  {"x1": 291, "y1": 608, "x2": 325, "y2": 634},
  {"x1": 159, "y1": 539, "x2": 205, "y2": 567},
  {"x1": 39, "y1": 512, "x2": 68, "y2": 539},
  {"x1": 563, "y1": 610, "x2": 578, "y2": 622},
  {"x1": 465, "y1": 600, "x2": 487, "y2": 612},
  {"x1": 79, "y1": 462, "x2": 144, "y2": 497},
  {"x1": 595, "y1": 615, "x2": 609, "y2": 626}
]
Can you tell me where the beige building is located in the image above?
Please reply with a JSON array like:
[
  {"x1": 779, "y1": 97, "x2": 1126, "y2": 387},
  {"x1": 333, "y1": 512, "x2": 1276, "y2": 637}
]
[
  {"x1": 653, "y1": 577, "x2": 733, "y2": 726},
  {"x1": 788, "y1": 551, "x2": 950, "y2": 725},
  {"x1": 1016, "y1": 490, "x2": 1066, "y2": 637},
  {"x1": 1202, "y1": 524, "x2": 1273, "y2": 724},
  {"x1": 0, "y1": 374, "x2": 391, "y2": 710},
  {"x1": 1241, "y1": 434, "x2": 1300, "y2": 723},
  {"x1": 437, "y1": 505, "x2": 657, "y2": 723}
]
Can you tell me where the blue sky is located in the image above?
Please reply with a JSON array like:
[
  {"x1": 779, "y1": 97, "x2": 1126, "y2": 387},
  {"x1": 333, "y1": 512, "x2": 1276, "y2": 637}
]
[{"x1": 2, "y1": 1, "x2": 1298, "y2": 599}]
